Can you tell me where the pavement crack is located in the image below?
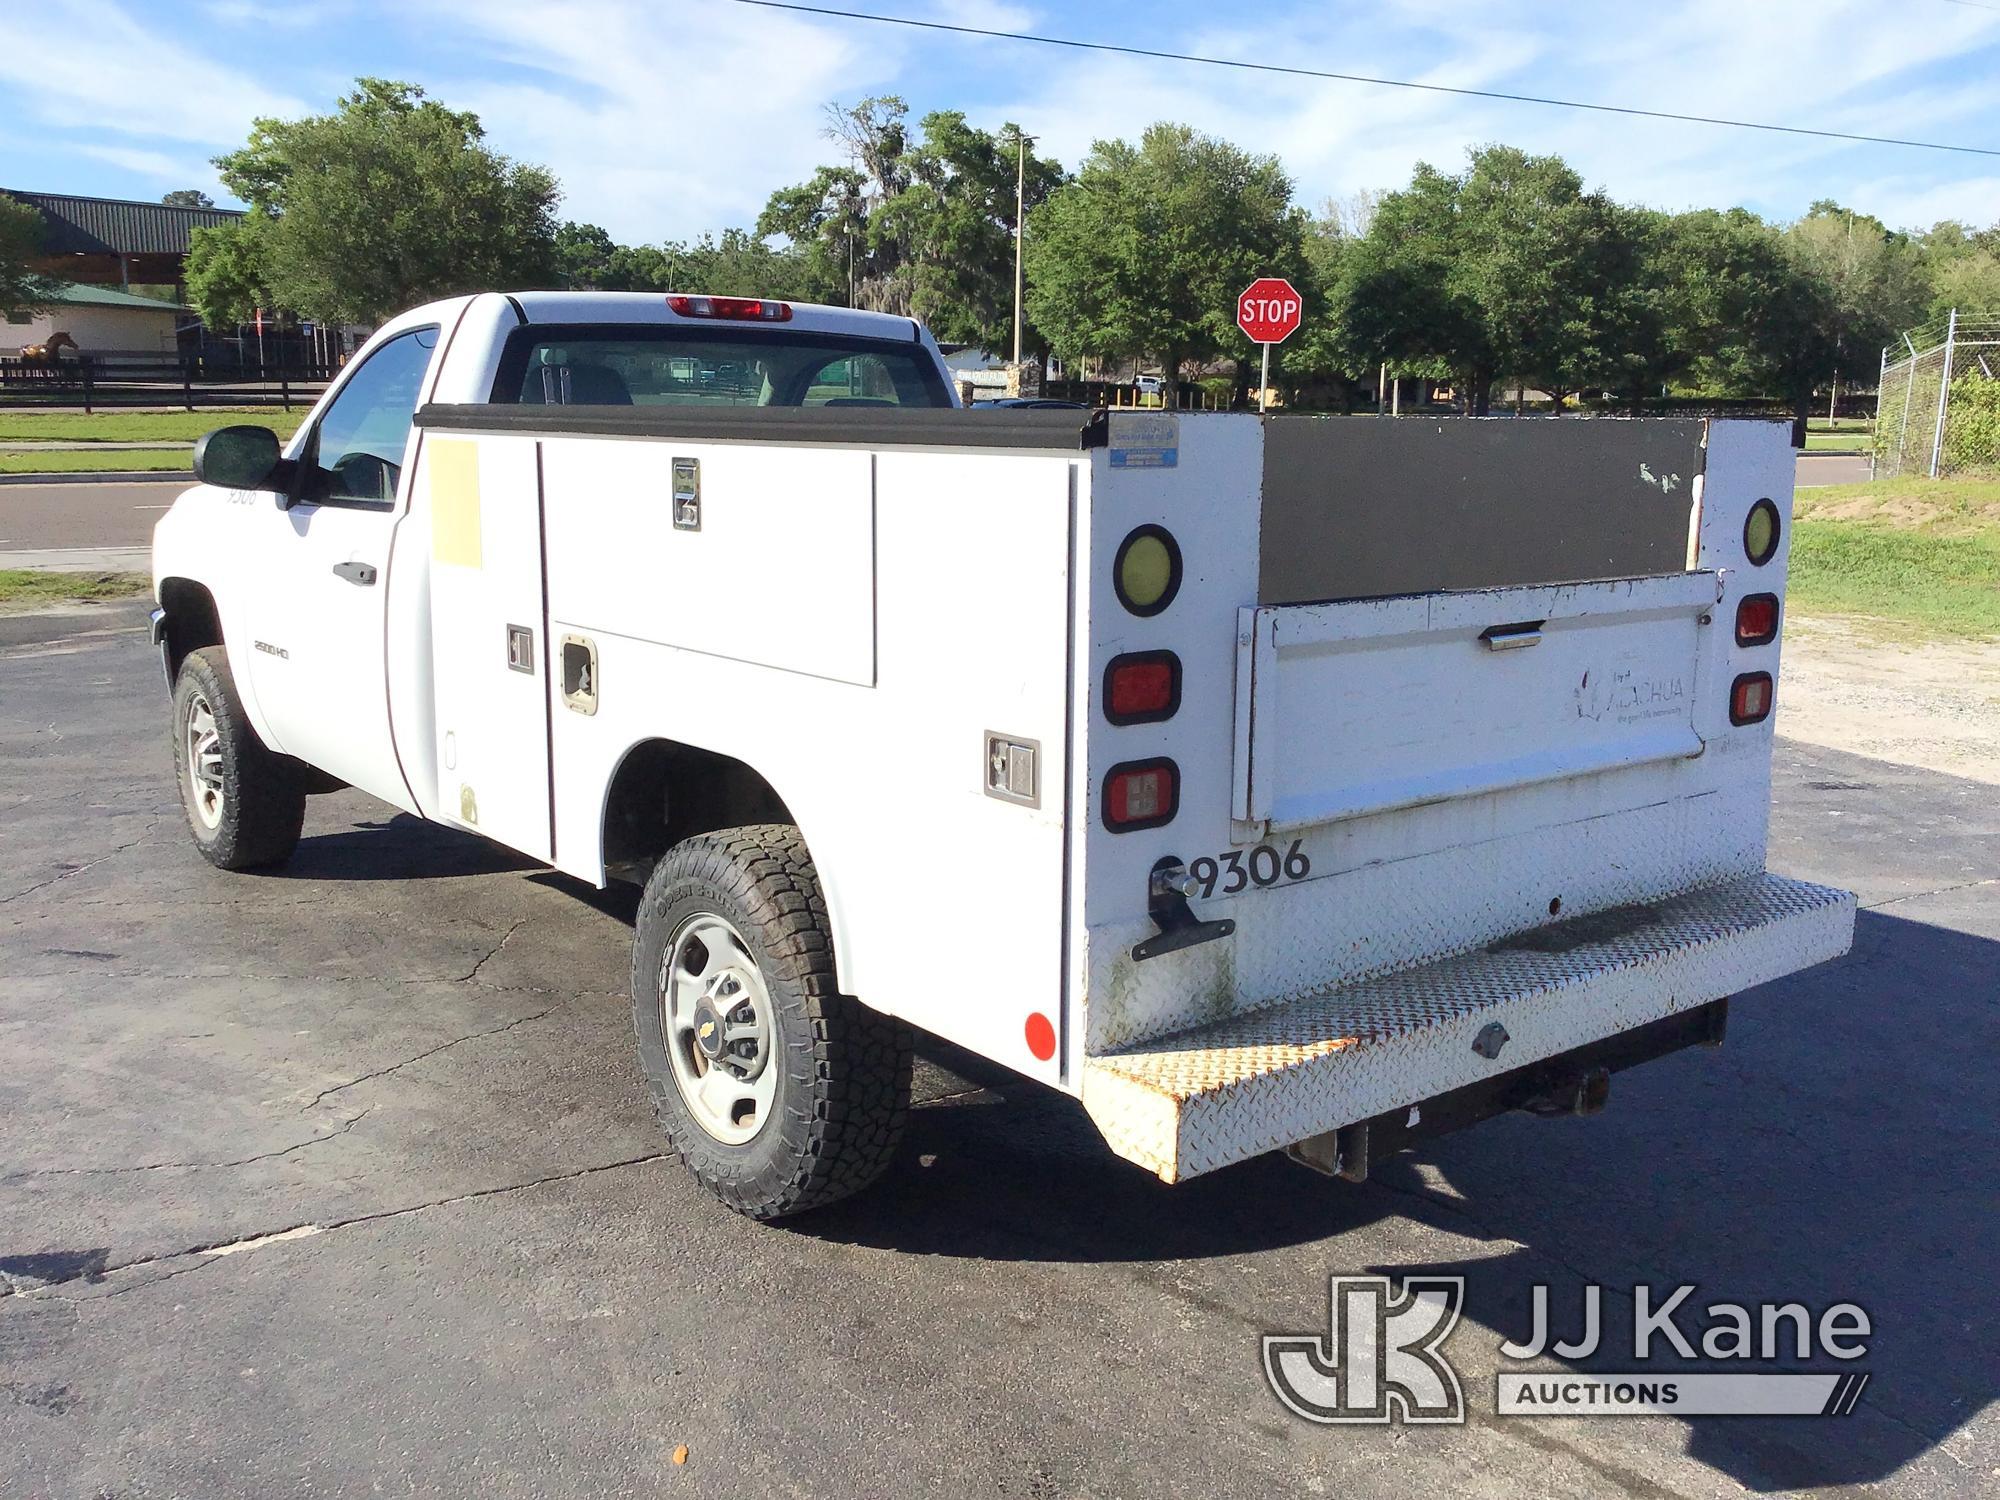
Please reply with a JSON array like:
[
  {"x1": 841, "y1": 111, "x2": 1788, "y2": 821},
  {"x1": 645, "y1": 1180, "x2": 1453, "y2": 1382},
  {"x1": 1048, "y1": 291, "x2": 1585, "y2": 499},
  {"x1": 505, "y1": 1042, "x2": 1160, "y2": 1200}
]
[
  {"x1": 1862, "y1": 876, "x2": 1999, "y2": 912},
  {"x1": 1851, "y1": 1392, "x2": 1972, "y2": 1467},
  {"x1": 295, "y1": 994, "x2": 575, "y2": 1112},
  {"x1": 458, "y1": 918, "x2": 527, "y2": 983},
  {"x1": 19, "y1": 1153, "x2": 673, "y2": 1302},
  {"x1": 0, "y1": 1110, "x2": 372, "y2": 1181},
  {"x1": 0, "y1": 817, "x2": 159, "y2": 906}
]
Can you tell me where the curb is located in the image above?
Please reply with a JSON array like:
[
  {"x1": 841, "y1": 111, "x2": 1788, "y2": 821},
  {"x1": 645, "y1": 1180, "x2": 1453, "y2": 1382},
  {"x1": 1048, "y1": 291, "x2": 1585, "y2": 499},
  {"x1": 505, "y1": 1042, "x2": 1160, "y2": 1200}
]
[{"x1": 0, "y1": 470, "x2": 193, "y2": 486}]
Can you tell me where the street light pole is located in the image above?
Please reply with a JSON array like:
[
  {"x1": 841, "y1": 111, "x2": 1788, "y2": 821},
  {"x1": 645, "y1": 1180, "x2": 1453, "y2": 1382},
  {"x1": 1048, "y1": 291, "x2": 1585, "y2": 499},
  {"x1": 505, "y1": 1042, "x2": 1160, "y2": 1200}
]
[{"x1": 1010, "y1": 128, "x2": 1033, "y2": 368}]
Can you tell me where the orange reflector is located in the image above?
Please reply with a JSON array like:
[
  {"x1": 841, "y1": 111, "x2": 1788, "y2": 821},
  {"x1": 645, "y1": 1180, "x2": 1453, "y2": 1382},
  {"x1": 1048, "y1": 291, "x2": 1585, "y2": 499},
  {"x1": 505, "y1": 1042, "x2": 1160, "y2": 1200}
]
[
  {"x1": 1105, "y1": 651, "x2": 1181, "y2": 725},
  {"x1": 1103, "y1": 758, "x2": 1178, "y2": 831},
  {"x1": 1735, "y1": 593, "x2": 1779, "y2": 646},
  {"x1": 1730, "y1": 672, "x2": 1774, "y2": 725}
]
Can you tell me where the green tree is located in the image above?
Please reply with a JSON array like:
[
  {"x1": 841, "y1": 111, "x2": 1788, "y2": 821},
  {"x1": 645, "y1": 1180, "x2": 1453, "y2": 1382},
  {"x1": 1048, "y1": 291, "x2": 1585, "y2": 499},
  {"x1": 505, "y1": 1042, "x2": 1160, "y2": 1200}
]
[
  {"x1": 1277, "y1": 197, "x2": 1376, "y2": 407},
  {"x1": 1785, "y1": 201, "x2": 1929, "y2": 397},
  {"x1": 1335, "y1": 145, "x2": 1635, "y2": 414},
  {"x1": 1916, "y1": 220, "x2": 2000, "y2": 321},
  {"x1": 184, "y1": 207, "x2": 278, "y2": 327},
  {"x1": 762, "y1": 99, "x2": 1061, "y2": 343},
  {"x1": 213, "y1": 78, "x2": 560, "y2": 324},
  {"x1": 1026, "y1": 123, "x2": 1304, "y2": 397},
  {"x1": 0, "y1": 195, "x2": 55, "y2": 317},
  {"x1": 758, "y1": 164, "x2": 869, "y2": 305},
  {"x1": 1594, "y1": 207, "x2": 1792, "y2": 414},
  {"x1": 161, "y1": 189, "x2": 215, "y2": 209},
  {"x1": 552, "y1": 222, "x2": 809, "y2": 299},
  {"x1": 554, "y1": 221, "x2": 619, "y2": 289},
  {"x1": 877, "y1": 111, "x2": 1062, "y2": 349},
  {"x1": 1687, "y1": 213, "x2": 1841, "y2": 438}
]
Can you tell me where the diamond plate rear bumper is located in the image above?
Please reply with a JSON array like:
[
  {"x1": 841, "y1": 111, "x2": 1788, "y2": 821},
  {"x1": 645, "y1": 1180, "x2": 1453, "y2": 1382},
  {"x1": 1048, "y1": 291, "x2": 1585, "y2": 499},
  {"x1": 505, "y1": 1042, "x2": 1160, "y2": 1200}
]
[{"x1": 1080, "y1": 873, "x2": 1855, "y2": 1182}]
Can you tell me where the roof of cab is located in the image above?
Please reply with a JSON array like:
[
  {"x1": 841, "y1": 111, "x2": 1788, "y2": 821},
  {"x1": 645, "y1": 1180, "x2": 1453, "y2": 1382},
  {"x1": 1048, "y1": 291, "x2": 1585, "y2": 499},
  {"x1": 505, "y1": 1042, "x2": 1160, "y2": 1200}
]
[{"x1": 502, "y1": 290, "x2": 926, "y2": 343}]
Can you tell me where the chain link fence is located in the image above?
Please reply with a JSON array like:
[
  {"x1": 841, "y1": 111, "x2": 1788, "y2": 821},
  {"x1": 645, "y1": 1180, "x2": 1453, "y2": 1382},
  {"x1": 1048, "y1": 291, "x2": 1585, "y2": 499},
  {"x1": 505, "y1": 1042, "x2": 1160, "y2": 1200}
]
[{"x1": 1874, "y1": 311, "x2": 2000, "y2": 480}]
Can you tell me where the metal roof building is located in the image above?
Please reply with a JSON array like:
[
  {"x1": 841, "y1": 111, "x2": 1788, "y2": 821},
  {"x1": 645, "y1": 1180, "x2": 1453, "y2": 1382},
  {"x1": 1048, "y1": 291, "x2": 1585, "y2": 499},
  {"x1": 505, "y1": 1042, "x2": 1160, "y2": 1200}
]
[{"x1": 4, "y1": 189, "x2": 243, "y2": 289}]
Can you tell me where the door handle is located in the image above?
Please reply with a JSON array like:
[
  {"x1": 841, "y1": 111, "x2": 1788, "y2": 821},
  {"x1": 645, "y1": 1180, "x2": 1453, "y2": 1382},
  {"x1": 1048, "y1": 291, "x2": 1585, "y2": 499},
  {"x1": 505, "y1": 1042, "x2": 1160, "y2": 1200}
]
[
  {"x1": 1480, "y1": 620, "x2": 1544, "y2": 651},
  {"x1": 332, "y1": 561, "x2": 378, "y2": 586}
]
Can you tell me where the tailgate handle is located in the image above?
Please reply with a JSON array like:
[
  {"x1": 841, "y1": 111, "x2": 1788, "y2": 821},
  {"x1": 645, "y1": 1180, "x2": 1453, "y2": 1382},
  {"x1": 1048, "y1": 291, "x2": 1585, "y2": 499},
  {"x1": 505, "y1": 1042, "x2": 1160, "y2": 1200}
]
[
  {"x1": 1480, "y1": 619, "x2": 1544, "y2": 651},
  {"x1": 331, "y1": 560, "x2": 378, "y2": 587}
]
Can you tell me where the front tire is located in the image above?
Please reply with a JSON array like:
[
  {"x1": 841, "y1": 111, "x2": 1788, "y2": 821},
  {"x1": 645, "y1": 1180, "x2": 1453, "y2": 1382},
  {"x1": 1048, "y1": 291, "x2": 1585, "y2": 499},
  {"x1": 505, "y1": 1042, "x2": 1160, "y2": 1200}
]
[
  {"x1": 171, "y1": 646, "x2": 305, "y2": 870},
  {"x1": 630, "y1": 824, "x2": 911, "y2": 1219}
]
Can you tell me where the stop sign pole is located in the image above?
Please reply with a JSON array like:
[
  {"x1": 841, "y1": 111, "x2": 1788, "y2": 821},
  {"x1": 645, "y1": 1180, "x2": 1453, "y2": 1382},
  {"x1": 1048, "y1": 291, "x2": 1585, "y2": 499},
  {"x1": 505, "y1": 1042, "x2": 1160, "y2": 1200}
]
[{"x1": 1237, "y1": 277, "x2": 1303, "y2": 413}]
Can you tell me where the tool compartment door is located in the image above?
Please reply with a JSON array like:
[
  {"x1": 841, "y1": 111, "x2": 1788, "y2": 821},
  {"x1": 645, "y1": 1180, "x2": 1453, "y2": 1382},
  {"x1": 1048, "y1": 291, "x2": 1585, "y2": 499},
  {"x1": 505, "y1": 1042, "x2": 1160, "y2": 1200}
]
[
  {"x1": 1234, "y1": 571, "x2": 1722, "y2": 833},
  {"x1": 424, "y1": 433, "x2": 554, "y2": 860}
]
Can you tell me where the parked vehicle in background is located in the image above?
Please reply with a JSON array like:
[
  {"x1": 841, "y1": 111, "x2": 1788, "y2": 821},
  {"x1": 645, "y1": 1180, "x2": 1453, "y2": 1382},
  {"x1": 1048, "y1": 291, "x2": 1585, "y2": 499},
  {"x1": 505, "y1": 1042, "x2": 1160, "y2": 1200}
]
[{"x1": 150, "y1": 290, "x2": 1855, "y2": 1220}]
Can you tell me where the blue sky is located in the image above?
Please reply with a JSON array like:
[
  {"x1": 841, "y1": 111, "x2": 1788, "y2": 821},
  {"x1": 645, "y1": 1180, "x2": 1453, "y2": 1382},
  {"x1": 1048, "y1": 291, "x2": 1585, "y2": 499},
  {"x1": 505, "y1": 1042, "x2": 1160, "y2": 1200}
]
[{"x1": 3, "y1": 0, "x2": 1996, "y2": 244}]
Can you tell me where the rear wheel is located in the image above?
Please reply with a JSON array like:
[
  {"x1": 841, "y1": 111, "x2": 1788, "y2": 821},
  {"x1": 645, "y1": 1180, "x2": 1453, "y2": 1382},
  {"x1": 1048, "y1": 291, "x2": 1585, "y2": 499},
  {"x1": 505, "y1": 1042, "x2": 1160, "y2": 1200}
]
[
  {"x1": 630, "y1": 824, "x2": 911, "y2": 1219},
  {"x1": 171, "y1": 647, "x2": 305, "y2": 871}
]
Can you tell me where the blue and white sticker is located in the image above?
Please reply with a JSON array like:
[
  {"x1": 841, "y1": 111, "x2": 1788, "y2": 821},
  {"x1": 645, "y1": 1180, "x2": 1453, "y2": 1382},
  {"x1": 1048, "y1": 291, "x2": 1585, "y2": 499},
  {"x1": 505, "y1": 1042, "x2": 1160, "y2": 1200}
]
[{"x1": 1108, "y1": 410, "x2": 1179, "y2": 469}]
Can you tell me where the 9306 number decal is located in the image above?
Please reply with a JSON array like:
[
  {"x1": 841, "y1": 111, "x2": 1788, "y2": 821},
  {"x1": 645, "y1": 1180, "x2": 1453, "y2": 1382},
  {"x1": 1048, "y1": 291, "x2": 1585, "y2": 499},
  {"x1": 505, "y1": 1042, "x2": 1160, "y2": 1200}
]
[{"x1": 1188, "y1": 839, "x2": 1310, "y2": 898}]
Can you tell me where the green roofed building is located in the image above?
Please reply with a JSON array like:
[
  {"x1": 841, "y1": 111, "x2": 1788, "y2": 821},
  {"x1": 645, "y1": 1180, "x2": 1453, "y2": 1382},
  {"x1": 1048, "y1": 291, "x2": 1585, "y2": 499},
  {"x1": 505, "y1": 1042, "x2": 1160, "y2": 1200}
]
[{"x1": 7, "y1": 281, "x2": 190, "y2": 358}]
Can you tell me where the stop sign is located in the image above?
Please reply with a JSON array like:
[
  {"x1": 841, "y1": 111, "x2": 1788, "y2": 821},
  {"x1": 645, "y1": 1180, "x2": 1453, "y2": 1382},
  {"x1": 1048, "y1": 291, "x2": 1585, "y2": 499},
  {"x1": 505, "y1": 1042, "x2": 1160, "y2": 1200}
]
[{"x1": 1237, "y1": 277, "x2": 1303, "y2": 344}]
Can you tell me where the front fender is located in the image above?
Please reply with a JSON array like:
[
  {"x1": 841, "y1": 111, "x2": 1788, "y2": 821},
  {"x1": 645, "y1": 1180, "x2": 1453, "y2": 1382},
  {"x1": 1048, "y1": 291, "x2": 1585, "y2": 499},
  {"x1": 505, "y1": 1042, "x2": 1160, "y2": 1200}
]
[{"x1": 151, "y1": 483, "x2": 280, "y2": 747}]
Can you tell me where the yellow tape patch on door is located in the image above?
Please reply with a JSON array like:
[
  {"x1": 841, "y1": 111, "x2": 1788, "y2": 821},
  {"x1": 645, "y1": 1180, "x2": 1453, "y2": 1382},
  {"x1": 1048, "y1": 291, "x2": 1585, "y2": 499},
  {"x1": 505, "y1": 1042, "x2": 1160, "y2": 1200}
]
[{"x1": 429, "y1": 438, "x2": 483, "y2": 569}]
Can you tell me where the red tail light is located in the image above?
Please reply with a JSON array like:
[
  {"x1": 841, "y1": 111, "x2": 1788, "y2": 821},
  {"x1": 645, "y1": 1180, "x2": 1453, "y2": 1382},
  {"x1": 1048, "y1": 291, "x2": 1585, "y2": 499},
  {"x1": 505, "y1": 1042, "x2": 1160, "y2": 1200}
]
[
  {"x1": 1730, "y1": 672, "x2": 1774, "y2": 725},
  {"x1": 665, "y1": 294, "x2": 792, "y2": 322},
  {"x1": 1735, "y1": 593, "x2": 1779, "y2": 647},
  {"x1": 1104, "y1": 650, "x2": 1181, "y2": 725},
  {"x1": 1103, "y1": 758, "x2": 1178, "y2": 831}
]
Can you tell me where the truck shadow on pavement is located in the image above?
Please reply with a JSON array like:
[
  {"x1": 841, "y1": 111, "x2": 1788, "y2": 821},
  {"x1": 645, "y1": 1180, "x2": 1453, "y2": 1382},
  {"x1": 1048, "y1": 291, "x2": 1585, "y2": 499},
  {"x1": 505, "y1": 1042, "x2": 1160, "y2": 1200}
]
[
  {"x1": 802, "y1": 909, "x2": 1996, "y2": 1494},
  {"x1": 273, "y1": 814, "x2": 542, "y2": 882}
]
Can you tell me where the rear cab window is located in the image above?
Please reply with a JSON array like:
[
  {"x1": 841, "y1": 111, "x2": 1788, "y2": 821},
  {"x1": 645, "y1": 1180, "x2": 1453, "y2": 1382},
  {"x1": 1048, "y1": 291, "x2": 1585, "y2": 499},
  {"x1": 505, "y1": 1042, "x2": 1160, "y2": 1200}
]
[{"x1": 490, "y1": 325, "x2": 952, "y2": 409}]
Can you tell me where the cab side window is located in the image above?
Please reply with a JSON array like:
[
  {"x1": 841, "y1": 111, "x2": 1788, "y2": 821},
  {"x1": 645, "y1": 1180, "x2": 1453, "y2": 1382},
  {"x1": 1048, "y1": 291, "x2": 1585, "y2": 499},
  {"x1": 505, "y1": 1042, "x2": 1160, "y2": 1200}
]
[{"x1": 301, "y1": 326, "x2": 439, "y2": 505}]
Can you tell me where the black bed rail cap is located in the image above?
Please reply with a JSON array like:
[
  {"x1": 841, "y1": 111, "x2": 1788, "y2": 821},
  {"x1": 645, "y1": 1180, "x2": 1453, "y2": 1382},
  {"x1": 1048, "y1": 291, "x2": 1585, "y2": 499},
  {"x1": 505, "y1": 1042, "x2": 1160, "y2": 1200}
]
[{"x1": 415, "y1": 402, "x2": 1110, "y2": 451}]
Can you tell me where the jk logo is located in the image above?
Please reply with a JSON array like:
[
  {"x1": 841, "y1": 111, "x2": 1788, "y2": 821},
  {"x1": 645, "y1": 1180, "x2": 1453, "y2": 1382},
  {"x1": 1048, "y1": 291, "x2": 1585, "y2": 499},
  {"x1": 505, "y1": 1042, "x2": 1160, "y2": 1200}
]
[{"x1": 1263, "y1": 1276, "x2": 1466, "y2": 1424}]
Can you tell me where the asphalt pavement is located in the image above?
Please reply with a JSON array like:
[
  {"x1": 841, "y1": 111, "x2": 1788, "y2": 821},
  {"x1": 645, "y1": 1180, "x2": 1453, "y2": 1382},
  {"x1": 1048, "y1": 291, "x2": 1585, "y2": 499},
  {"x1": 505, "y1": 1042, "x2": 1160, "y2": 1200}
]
[
  {"x1": 1794, "y1": 453, "x2": 1873, "y2": 487},
  {"x1": 0, "y1": 477, "x2": 185, "y2": 573},
  {"x1": 0, "y1": 602, "x2": 1992, "y2": 1498}
]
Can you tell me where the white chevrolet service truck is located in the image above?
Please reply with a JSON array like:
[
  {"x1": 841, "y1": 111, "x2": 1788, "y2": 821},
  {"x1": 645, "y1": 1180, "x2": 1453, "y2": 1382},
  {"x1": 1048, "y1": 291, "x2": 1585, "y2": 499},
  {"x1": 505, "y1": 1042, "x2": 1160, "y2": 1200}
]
[{"x1": 152, "y1": 291, "x2": 1856, "y2": 1219}]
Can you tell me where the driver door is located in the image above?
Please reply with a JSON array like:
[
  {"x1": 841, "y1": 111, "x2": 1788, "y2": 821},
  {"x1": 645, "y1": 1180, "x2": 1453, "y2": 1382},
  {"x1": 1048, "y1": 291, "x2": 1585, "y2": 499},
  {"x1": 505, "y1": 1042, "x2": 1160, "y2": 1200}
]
[{"x1": 244, "y1": 324, "x2": 439, "y2": 810}]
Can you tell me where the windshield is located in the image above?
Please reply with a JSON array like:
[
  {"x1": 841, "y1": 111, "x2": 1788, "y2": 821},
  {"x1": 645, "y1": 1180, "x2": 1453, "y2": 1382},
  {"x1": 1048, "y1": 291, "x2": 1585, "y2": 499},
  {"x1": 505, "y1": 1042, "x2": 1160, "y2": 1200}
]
[{"x1": 491, "y1": 324, "x2": 952, "y2": 409}]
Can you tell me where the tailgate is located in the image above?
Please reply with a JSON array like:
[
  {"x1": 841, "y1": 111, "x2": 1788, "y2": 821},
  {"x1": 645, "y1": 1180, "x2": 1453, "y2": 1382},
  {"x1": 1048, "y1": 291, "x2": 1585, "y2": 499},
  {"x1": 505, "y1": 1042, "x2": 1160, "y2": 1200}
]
[{"x1": 1232, "y1": 571, "x2": 1723, "y2": 833}]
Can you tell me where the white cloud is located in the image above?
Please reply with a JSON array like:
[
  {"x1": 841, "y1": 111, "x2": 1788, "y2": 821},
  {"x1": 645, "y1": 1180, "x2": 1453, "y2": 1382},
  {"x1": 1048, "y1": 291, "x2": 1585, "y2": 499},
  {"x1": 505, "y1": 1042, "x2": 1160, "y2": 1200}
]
[
  {"x1": 1845, "y1": 174, "x2": 2000, "y2": 231},
  {"x1": 970, "y1": 0, "x2": 2000, "y2": 231},
  {"x1": 0, "y1": 0, "x2": 310, "y2": 145},
  {"x1": 410, "y1": 0, "x2": 901, "y2": 242},
  {"x1": 3, "y1": 0, "x2": 1994, "y2": 241},
  {"x1": 73, "y1": 144, "x2": 215, "y2": 186}
]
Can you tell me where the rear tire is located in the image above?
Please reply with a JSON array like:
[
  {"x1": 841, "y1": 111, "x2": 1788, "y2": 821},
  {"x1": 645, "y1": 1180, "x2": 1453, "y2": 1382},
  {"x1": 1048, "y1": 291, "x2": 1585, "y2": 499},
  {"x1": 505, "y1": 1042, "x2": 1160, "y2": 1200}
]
[
  {"x1": 630, "y1": 824, "x2": 911, "y2": 1219},
  {"x1": 171, "y1": 646, "x2": 305, "y2": 871}
]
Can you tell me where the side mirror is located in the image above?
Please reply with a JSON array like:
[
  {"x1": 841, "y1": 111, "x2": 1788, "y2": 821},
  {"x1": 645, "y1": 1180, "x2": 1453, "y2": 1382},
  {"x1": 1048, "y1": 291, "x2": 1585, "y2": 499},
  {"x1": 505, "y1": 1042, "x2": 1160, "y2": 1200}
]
[{"x1": 192, "y1": 424, "x2": 284, "y2": 492}]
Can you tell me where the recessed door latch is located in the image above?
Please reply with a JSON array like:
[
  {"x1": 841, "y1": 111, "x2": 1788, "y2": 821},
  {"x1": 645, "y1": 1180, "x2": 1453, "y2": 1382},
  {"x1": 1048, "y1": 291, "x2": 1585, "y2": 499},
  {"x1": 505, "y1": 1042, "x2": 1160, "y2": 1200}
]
[
  {"x1": 672, "y1": 456, "x2": 701, "y2": 531},
  {"x1": 506, "y1": 623, "x2": 534, "y2": 674},
  {"x1": 984, "y1": 732, "x2": 1039, "y2": 808}
]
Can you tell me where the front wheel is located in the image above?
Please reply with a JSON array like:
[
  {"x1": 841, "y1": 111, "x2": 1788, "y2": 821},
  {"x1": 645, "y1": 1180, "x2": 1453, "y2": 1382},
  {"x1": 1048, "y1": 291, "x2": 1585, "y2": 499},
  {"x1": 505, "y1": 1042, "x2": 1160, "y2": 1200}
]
[
  {"x1": 630, "y1": 824, "x2": 911, "y2": 1219},
  {"x1": 171, "y1": 646, "x2": 305, "y2": 870}
]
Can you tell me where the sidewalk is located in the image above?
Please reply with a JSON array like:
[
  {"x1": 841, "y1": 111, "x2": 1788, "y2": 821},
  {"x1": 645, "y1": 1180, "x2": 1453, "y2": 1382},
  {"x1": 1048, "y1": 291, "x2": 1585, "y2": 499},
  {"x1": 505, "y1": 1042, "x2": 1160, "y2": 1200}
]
[
  {"x1": 0, "y1": 441, "x2": 188, "y2": 451},
  {"x1": 0, "y1": 545, "x2": 152, "y2": 573}
]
